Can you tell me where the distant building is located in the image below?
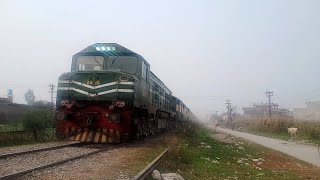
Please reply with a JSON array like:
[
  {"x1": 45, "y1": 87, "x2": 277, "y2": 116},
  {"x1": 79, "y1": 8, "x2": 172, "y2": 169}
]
[
  {"x1": 0, "y1": 97, "x2": 12, "y2": 104},
  {"x1": 293, "y1": 101, "x2": 320, "y2": 121},
  {"x1": 242, "y1": 103, "x2": 292, "y2": 119},
  {"x1": 0, "y1": 89, "x2": 13, "y2": 104}
]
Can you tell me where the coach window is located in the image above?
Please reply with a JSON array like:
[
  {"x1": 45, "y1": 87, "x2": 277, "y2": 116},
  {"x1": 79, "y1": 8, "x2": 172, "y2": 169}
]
[
  {"x1": 142, "y1": 61, "x2": 147, "y2": 80},
  {"x1": 146, "y1": 66, "x2": 149, "y2": 82}
]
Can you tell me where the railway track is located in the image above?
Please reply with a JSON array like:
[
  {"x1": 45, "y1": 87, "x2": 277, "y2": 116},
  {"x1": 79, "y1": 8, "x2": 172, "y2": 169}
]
[
  {"x1": 133, "y1": 147, "x2": 169, "y2": 180},
  {"x1": 0, "y1": 142, "x2": 81, "y2": 160},
  {"x1": 0, "y1": 143, "x2": 125, "y2": 180}
]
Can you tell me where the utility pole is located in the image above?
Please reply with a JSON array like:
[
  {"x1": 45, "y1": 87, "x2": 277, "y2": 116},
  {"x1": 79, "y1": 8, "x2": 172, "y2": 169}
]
[
  {"x1": 225, "y1": 99, "x2": 232, "y2": 128},
  {"x1": 265, "y1": 91, "x2": 273, "y2": 118},
  {"x1": 49, "y1": 84, "x2": 55, "y2": 104}
]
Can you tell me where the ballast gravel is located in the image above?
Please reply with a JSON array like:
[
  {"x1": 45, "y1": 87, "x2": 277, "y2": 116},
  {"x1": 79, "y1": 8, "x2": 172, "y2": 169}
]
[
  {"x1": 0, "y1": 141, "x2": 78, "y2": 155},
  {"x1": 21, "y1": 146, "x2": 141, "y2": 180},
  {"x1": 20, "y1": 135, "x2": 171, "y2": 180},
  {"x1": 0, "y1": 146, "x2": 98, "y2": 177}
]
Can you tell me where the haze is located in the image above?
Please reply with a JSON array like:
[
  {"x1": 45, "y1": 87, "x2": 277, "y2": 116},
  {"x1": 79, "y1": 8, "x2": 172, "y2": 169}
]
[{"x1": 1, "y1": 0, "x2": 319, "y2": 118}]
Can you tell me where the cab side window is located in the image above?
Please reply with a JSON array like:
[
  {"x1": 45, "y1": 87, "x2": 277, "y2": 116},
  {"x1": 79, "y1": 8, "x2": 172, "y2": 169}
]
[{"x1": 142, "y1": 61, "x2": 148, "y2": 81}]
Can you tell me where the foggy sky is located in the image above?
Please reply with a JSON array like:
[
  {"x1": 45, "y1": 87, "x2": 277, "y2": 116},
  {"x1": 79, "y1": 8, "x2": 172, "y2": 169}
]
[{"x1": 1, "y1": 0, "x2": 320, "y2": 119}]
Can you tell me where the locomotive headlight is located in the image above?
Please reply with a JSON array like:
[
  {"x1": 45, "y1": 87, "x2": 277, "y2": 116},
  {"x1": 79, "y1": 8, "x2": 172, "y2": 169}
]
[
  {"x1": 96, "y1": 46, "x2": 116, "y2": 51},
  {"x1": 60, "y1": 100, "x2": 69, "y2": 106},
  {"x1": 56, "y1": 111, "x2": 65, "y2": 121},
  {"x1": 108, "y1": 113, "x2": 120, "y2": 123},
  {"x1": 115, "y1": 100, "x2": 125, "y2": 108}
]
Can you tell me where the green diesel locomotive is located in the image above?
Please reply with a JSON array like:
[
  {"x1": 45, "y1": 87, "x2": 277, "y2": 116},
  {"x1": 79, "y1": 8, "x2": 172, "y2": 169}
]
[{"x1": 55, "y1": 43, "x2": 194, "y2": 143}]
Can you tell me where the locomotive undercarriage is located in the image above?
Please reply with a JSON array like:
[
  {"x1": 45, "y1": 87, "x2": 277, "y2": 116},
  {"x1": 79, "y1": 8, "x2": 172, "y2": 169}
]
[
  {"x1": 56, "y1": 103, "x2": 173, "y2": 143},
  {"x1": 56, "y1": 101, "x2": 133, "y2": 143},
  {"x1": 132, "y1": 108, "x2": 174, "y2": 140}
]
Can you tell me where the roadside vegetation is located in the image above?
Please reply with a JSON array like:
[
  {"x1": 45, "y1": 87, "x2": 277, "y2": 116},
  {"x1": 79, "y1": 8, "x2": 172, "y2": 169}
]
[
  {"x1": 232, "y1": 117, "x2": 320, "y2": 145},
  {"x1": 158, "y1": 122, "x2": 320, "y2": 179},
  {"x1": 0, "y1": 109, "x2": 56, "y2": 147}
]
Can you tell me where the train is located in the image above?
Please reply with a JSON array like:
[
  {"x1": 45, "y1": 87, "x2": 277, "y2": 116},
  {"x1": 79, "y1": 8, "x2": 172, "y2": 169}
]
[{"x1": 55, "y1": 43, "x2": 196, "y2": 143}]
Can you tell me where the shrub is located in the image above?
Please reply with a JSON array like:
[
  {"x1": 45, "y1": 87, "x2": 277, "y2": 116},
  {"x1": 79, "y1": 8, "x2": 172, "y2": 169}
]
[{"x1": 22, "y1": 109, "x2": 54, "y2": 141}]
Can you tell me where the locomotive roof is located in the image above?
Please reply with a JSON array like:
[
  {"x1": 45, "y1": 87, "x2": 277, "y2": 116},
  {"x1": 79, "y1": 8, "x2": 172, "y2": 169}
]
[{"x1": 76, "y1": 43, "x2": 143, "y2": 58}]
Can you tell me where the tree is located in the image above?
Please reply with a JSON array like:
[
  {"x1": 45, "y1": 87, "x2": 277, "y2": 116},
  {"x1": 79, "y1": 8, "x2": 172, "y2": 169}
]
[
  {"x1": 25, "y1": 89, "x2": 35, "y2": 105},
  {"x1": 22, "y1": 109, "x2": 54, "y2": 141},
  {"x1": 209, "y1": 113, "x2": 223, "y2": 125},
  {"x1": 226, "y1": 101, "x2": 237, "y2": 130},
  {"x1": 32, "y1": 100, "x2": 54, "y2": 108}
]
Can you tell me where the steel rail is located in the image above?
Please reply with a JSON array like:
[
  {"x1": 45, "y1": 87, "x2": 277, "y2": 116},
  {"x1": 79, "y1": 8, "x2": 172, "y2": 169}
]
[
  {"x1": 0, "y1": 142, "x2": 81, "y2": 160},
  {"x1": 0, "y1": 143, "x2": 128, "y2": 180},
  {"x1": 132, "y1": 147, "x2": 169, "y2": 180}
]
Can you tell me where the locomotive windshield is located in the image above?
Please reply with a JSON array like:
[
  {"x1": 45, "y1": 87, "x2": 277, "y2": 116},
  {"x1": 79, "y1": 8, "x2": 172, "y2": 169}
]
[
  {"x1": 75, "y1": 55, "x2": 138, "y2": 74},
  {"x1": 75, "y1": 56, "x2": 104, "y2": 71},
  {"x1": 107, "y1": 56, "x2": 138, "y2": 74}
]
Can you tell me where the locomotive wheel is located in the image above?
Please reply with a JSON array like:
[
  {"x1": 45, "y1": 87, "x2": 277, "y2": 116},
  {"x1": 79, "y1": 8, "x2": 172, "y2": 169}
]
[{"x1": 135, "y1": 117, "x2": 156, "y2": 139}]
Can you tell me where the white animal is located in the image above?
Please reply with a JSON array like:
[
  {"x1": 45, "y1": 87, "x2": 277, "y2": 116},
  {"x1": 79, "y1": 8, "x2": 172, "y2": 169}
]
[
  {"x1": 288, "y1": 127, "x2": 299, "y2": 139},
  {"x1": 152, "y1": 170, "x2": 184, "y2": 180}
]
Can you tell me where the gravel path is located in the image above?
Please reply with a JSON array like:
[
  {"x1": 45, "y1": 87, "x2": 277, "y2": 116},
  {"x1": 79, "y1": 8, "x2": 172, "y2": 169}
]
[
  {"x1": 0, "y1": 141, "x2": 78, "y2": 155},
  {"x1": 214, "y1": 126, "x2": 320, "y2": 167},
  {"x1": 0, "y1": 146, "x2": 98, "y2": 177}
]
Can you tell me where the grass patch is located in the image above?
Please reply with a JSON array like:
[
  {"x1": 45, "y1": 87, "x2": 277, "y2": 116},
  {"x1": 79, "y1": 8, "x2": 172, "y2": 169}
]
[
  {"x1": 0, "y1": 109, "x2": 56, "y2": 147},
  {"x1": 0, "y1": 128, "x2": 57, "y2": 147},
  {"x1": 158, "y1": 122, "x2": 320, "y2": 179},
  {"x1": 0, "y1": 122, "x2": 24, "y2": 132}
]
